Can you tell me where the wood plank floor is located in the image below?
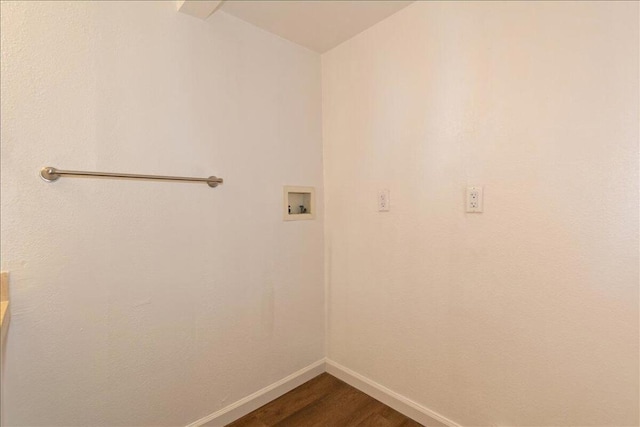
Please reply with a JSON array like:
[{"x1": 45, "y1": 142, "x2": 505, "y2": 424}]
[{"x1": 226, "y1": 373, "x2": 423, "y2": 427}]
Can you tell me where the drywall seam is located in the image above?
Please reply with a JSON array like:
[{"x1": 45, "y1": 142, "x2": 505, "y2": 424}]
[
  {"x1": 187, "y1": 359, "x2": 326, "y2": 427},
  {"x1": 326, "y1": 359, "x2": 462, "y2": 427}
]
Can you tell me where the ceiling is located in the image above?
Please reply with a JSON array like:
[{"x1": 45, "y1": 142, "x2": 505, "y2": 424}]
[{"x1": 218, "y1": 1, "x2": 414, "y2": 53}]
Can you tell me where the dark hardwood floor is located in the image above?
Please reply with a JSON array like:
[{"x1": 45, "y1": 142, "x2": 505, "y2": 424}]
[{"x1": 226, "y1": 373, "x2": 423, "y2": 427}]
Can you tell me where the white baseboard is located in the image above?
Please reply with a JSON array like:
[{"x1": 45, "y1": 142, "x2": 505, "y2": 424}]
[
  {"x1": 187, "y1": 359, "x2": 326, "y2": 427},
  {"x1": 187, "y1": 358, "x2": 460, "y2": 427},
  {"x1": 325, "y1": 359, "x2": 461, "y2": 427}
]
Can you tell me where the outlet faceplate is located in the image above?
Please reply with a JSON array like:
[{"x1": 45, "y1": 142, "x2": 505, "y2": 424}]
[
  {"x1": 466, "y1": 186, "x2": 483, "y2": 213},
  {"x1": 378, "y1": 189, "x2": 390, "y2": 212}
]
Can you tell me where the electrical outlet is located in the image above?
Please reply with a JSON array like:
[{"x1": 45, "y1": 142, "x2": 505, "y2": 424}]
[
  {"x1": 466, "y1": 186, "x2": 483, "y2": 213},
  {"x1": 378, "y1": 189, "x2": 390, "y2": 212}
]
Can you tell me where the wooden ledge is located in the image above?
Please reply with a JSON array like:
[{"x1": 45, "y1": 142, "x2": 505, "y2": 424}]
[{"x1": 1, "y1": 272, "x2": 9, "y2": 345}]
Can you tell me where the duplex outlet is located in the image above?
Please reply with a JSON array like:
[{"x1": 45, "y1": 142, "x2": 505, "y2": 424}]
[
  {"x1": 378, "y1": 189, "x2": 390, "y2": 212},
  {"x1": 466, "y1": 186, "x2": 483, "y2": 213}
]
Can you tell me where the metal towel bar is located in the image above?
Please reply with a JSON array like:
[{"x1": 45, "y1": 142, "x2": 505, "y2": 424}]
[{"x1": 40, "y1": 167, "x2": 223, "y2": 188}]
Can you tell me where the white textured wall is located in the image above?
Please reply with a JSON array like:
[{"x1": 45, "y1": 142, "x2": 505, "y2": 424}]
[
  {"x1": 0, "y1": 2, "x2": 324, "y2": 425},
  {"x1": 322, "y1": 2, "x2": 639, "y2": 426}
]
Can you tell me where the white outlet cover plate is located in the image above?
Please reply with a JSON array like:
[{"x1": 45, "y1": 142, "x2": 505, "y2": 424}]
[
  {"x1": 466, "y1": 186, "x2": 483, "y2": 213},
  {"x1": 378, "y1": 189, "x2": 390, "y2": 212}
]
